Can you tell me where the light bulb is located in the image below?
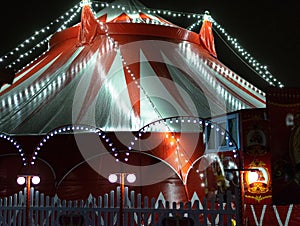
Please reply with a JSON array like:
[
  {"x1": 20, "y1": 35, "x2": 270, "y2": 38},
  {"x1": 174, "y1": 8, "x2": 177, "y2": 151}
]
[
  {"x1": 32, "y1": 176, "x2": 41, "y2": 185},
  {"x1": 126, "y1": 174, "x2": 136, "y2": 183},
  {"x1": 17, "y1": 177, "x2": 26, "y2": 185},
  {"x1": 247, "y1": 171, "x2": 259, "y2": 184},
  {"x1": 108, "y1": 174, "x2": 118, "y2": 183}
]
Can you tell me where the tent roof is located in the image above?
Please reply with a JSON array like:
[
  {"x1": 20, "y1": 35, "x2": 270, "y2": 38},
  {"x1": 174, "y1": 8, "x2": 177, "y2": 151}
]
[{"x1": 0, "y1": 0, "x2": 266, "y2": 135}]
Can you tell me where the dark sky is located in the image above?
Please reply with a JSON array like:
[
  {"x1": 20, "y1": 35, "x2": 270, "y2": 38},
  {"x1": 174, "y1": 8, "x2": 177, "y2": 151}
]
[{"x1": 0, "y1": 0, "x2": 299, "y2": 90}]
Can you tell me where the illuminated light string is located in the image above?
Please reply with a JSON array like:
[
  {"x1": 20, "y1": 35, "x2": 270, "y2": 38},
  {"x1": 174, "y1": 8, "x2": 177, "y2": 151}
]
[
  {"x1": 135, "y1": 116, "x2": 239, "y2": 188},
  {"x1": 7, "y1": 6, "x2": 81, "y2": 72},
  {"x1": 7, "y1": 38, "x2": 50, "y2": 72},
  {"x1": 212, "y1": 20, "x2": 283, "y2": 88},
  {"x1": 208, "y1": 59, "x2": 266, "y2": 98},
  {"x1": 0, "y1": 133, "x2": 27, "y2": 166},
  {"x1": 0, "y1": 3, "x2": 82, "y2": 70},
  {"x1": 133, "y1": 117, "x2": 205, "y2": 165},
  {"x1": 179, "y1": 42, "x2": 257, "y2": 110},
  {"x1": 94, "y1": 1, "x2": 202, "y2": 20},
  {"x1": 129, "y1": 116, "x2": 239, "y2": 187},
  {"x1": 1, "y1": 48, "x2": 93, "y2": 113},
  {"x1": 29, "y1": 125, "x2": 118, "y2": 166},
  {"x1": 187, "y1": 15, "x2": 283, "y2": 88},
  {"x1": 26, "y1": 117, "x2": 237, "y2": 182}
]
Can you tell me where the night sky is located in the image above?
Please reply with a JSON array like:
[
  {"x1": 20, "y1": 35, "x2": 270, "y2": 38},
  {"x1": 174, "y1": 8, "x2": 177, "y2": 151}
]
[{"x1": 0, "y1": 0, "x2": 299, "y2": 90}]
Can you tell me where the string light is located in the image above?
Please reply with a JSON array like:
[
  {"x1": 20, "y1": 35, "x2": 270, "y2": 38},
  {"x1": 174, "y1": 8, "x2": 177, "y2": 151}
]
[
  {"x1": 0, "y1": 133, "x2": 27, "y2": 166},
  {"x1": 0, "y1": 3, "x2": 82, "y2": 71},
  {"x1": 212, "y1": 19, "x2": 283, "y2": 88},
  {"x1": 29, "y1": 125, "x2": 118, "y2": 166},
  {"x1": 128, "y1": 116, "x2": 240, "y2": 185},
  {"x1": 186, "y1": 14, "x2": 283, "y2": 88}
]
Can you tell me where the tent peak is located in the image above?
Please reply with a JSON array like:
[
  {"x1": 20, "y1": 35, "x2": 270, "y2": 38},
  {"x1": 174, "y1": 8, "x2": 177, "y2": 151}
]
[
  {"x1": 199, "y1": 10, "x2": 217, "y2": 58},
  {"x1": 78, "y1": 0, "x2": 102, "y2": 45},
  {"x1": 203, "y1": 10, "x2": 213, "y2": 22},
  {"x1": 80, "y1": 0, "x2": 91, "y2": 7}
]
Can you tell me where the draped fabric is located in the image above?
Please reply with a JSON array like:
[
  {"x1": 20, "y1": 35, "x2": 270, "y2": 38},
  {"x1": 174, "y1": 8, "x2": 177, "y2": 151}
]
[
  {"x1": 77, "y1": 5, "x2": 102, "y2": 45},
  {"x1": 199, "y1": 19, "x2": 217, "y2": 58}
]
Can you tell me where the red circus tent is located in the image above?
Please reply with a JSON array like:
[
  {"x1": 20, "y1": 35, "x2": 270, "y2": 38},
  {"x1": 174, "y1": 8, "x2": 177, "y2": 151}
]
[
  {"x1": 3, "y1": 1, "x2": 298, "y2": 225},
  {"x1": 0, "y1": 0, "x2": 253, "y2": 200},
  {"x1": 0, "y1": 0, "x2": 263, "y2": 202}
]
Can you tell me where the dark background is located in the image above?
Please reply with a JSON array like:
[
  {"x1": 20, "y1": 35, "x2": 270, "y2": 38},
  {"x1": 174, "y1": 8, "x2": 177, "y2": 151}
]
[{"x1": 0, "y1": 0, "x2": 299, "y2": 90}]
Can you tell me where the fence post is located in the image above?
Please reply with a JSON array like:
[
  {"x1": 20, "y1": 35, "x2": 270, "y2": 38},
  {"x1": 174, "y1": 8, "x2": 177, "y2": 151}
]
[{"x1": 235, "y1": 186, "x2": 243, "y2": 226}]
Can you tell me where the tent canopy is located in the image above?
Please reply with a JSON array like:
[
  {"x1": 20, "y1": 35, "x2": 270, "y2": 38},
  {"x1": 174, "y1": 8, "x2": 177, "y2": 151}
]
[{"x1": 0, "y1": 0, "x2": 265, "y2": 135}]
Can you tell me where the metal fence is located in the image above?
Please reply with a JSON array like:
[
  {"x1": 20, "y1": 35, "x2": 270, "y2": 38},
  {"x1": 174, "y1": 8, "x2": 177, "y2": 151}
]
[{"x1": 0, "y1": 187, "x2": 240, "y2": 226}]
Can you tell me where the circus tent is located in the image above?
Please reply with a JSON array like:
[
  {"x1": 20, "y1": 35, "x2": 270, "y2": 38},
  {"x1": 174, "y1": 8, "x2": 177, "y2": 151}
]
[{"x1": 0, "y1": 0, "x2": 283, "y2": 222}]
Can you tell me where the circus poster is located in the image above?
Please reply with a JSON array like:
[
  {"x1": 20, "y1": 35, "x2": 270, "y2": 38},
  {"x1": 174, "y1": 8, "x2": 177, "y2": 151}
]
[
  {"x1": 239, "y1": 108, "x2": 272, "y2": 205},
  {"x1": 267, "y1": 87, "x2": 300, "y2": 205}
]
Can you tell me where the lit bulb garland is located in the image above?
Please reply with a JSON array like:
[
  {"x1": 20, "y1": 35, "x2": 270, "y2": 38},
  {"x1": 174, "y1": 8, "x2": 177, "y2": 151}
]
[
  {"x1": 6, "y1": 37, "x2": 50, "y2": 71},
  {"x1": 94, "y1": 0, "x2": 202, "y2": 21},
  {"x1": 29, "y1": 125, "x2": 118, "y2": 166},
  {"x1": 186, "y1": 16, "x2": 283, "y2": 88},
  {"x1": 0, "y1": 3, "x2": 82, "y2": 72},
  {"x1": 130, "y1": 116, "x2": 239, "y2": 184},
  {"x1": 0, "y1": 133, "x2": 27, "y2": 166},
  {"x1": 178, "y1": 41, "x2": 258, "y2": 110},
  {"x1": 212, "y1": 19, "x2": 283, "y2": 88}
]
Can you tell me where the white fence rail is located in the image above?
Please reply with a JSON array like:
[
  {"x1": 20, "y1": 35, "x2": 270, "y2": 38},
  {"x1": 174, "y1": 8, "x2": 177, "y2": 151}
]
[{"x1": 0, "y1": 187, "x2": 240, "y2": 225}]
